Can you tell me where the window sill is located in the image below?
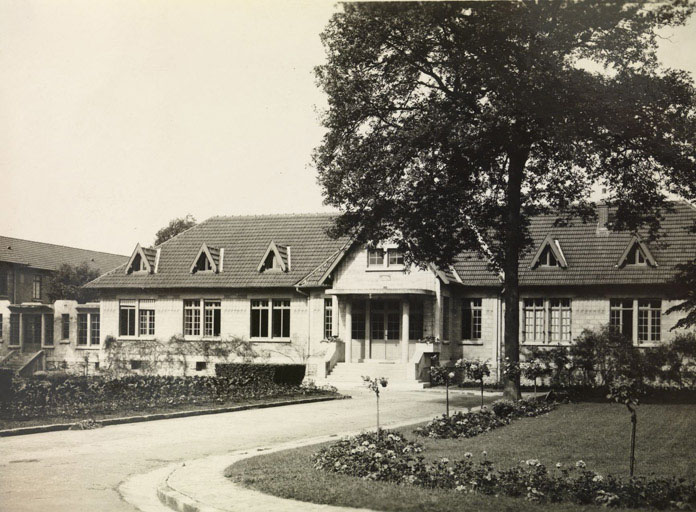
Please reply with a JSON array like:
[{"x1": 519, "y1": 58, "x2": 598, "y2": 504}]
[
  {"x1": 183, "y1": 336, "x2": 222, "y2": 341},
  {"x1": 60, "y1": 339, "x2": 70, "y2": 344},
  {"x1": 459, "y1": 340, "x2": 484, "y2": 346},
  {"x1": 365, "y1": 267, "x2": 406, "y2": 272},
  {"x1": 41, "y1": 345, "x2": 55, "y2": 349},
  {"x1": 635, "y1": 342, "x2": 661, "y2": 348},
  {"x1": 76, "y1": 346, "x2": 100, "y2": 350}
]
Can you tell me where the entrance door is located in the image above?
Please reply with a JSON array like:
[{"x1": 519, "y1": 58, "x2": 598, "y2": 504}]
[
  {"x1": 370, "y1": 300, "x2": 400, "y2": 360},
  {"x1": 22, "y1": 314, "x2": 42, "y2": 352}
]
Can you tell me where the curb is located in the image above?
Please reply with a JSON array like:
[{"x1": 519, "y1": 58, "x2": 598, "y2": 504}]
[
  {"x1": 151, "y1": 407, "x2": 482, "y2": 512},
  {"x1": 0, "y1": 395, "x2": 350, "y2": 438}
]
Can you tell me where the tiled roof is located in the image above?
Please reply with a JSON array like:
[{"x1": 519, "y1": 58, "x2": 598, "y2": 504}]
[
  {"x1": 453, "y1": 202, "x2": 696, "y2": 287},
  {"x1": 0, "y1": 236, "x2": 128, "y2": 273},
  {"x1": 86, "y1": 214, "x2": 350, "y2": 289}
]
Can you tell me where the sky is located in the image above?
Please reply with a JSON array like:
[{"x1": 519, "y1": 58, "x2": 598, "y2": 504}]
[{"x1": 1, "y1": 1, "x2": 695, "y2": 256}]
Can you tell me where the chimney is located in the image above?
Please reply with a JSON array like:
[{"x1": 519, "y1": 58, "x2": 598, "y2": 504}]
[{"x1": 597, "y1": 200, "x2": 609, "y2": 235}]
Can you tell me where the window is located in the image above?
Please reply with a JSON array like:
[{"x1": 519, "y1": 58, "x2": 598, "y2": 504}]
[
  {"x1": 540, "y1": 247, "x2": 558, "y2": 267},
  {"x1": 0, "y1": 268, "x2": 7, "y2": 296},
  {"x1": 351, "y1": 302, "x2": 366, "y2": 340},
  {"x1": 462, "y1": 298, "x2": 482, "y2": 340},
  {"x1": 90, "y1": 314, "x2": 100, "y2": 345},
  {"x1": 9, "y1": 314, "x2": 19, "y2": 346},
  {"x1": 204, "y1": 300, "x2": 221, "y2": 337},
  {"x1": 272, "y1": 300, "x2": 291, "y2": 338},
  {"x1": 130, "y1": 253, "x2": 147, "y2": 272},
  {"x1": 523, "y1": 299, "x2": 545, "y2": 343},
  {"x1": 77, "y1": 314, "x2": 88, "y2": 345},
  {"x1": 387, "y1": 249, "x2": 404, "y2": 266},
  {"x1": 250, "y1": 300, "x2": 269, "y2": 338},
  {"x1": 627, "y1": 245, "x2": 647, "y2": 266},
  {"x1": 324, "y1": 298, "x2": 333, "y2": 339},
  {"x1": 196, "y1": 361, "x2": 207, "y2": 371},
  {"x1": 130, "y1": 360, "x2": 142, "y2": 370},
  {"x1": 139, "y1": 300, "x2": 156, "y2": 336},
  {"x1": 263, "y1": 253, "x2": 280, "y2": 271},
  {"x1": 442, "y1": 297, "x2": 450, "y2": 340},
  {"x1": 32, "y1": 275, "x2": 42, "y2": 300},
  {"x1": 610, "y1": 299, "x2": 634, "y2": 340},
  {"x1": 409, "y1": 301, "x2": 424, "y2": 340},
  {"x1": 250, "y1": 299, "x2": 290, "y2": 339},
  {"x1": 194, "y1": 252, "x2": 213, "y2": 272},
  {"x1": 62, "y1": 314, "x2": 70, "y2": 339},
  {"x1": 638, "y1": 300, "x2": 661, "y2": 344},
  {"x1": 119, "y1": 300, "x2": 136, "y2": 336},
  {"x1": 184, "y1": 299, "x2": 201, "y2": 336},
  {"x1": 44, "y1": 314, "x2": 53, "y2": 346},
  {"x1": 367, "y1": 249, "x2": 384, "y2": 266},
  {"x1": 549, "y1": 299, "x2": 571, "y2": 342}
]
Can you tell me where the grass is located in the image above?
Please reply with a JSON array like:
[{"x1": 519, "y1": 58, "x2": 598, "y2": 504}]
[
  {"x1": 226, "y1": 403, "x2": 696, "y2": 512},
  {"x1": 0, "y1": 391, "x2": 339, "y2": 431}
]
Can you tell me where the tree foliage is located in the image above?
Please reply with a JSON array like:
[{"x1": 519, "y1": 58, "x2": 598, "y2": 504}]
[
  {"x1": 314, "y1": 1, "x2": 696, "y2": 399},
  {"x1": 153, "y1": 214, "x2": 197, "y2": 246},
  {"x1": 46, "y1": 262, "x2": 101, "y2": 303}
]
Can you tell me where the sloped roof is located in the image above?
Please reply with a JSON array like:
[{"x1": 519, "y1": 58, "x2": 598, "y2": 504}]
[
  {"x1": 453, "y1": 202, "x2": 696, "y2": 287},
  {"x1": 0, "y1": 236, "x2": 128, "y2": 273},
  {"x1": 86, "y1": 214, "x2": 350, "y2": 289}
]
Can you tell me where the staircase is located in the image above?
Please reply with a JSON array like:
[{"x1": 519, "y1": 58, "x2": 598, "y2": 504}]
[
  {"x1": 326, "y1": 361, "x2": 427, "y2": 390},
  {"x1": 0, "y1": 350, "x2": 44, "y2": 377}
]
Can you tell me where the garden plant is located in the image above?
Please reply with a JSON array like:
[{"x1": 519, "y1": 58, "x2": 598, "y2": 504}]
[
  {"x1": 362, "y1": 376, "x2": 388, "y2": 433},
  {"x1": 456, "y1": 358, "x2": 490, "y2": 408}
]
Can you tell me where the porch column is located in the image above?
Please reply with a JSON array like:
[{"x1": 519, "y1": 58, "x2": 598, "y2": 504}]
[
  {"x1": 345, "y1": 301, "x2": 352, "y2": 363},
  {"x1": 401, "y1": 300, "x2": 410, "y2": 362},
  {"x1": 40, "y1": 314, "x2": 45, "y2": 346},
  {"x1": 365, "y1": 299, "x2": 371, "y2": 359},
  {"x1": 331, "y1": 295, "x2": 339, "y2": 336},
  {"x1": 18, "y1": 313, "x2": 24, "y2": 348}
]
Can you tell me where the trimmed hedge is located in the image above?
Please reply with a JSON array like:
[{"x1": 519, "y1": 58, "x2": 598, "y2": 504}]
[
  {"x1": 214, "y1": 363, "x2": 306, "y2": 386},
  {"x1": 0, "y1": 372, "x2": 327, "y2": 421}
]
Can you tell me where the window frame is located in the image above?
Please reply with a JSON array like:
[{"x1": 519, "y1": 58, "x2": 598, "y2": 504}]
[
  {"x1": 43, "y1": 314, "x2": 54, "y2": 347},
  {"x1": 323, "y1": 298, "x2": 333, "y2": 339},
  {"x1": 9, "y1": 314, "x2": 20, "y2": 347},
  {"x1": 61, "y1": 313, "x2": 70, "y2": 340},
  {"x1": 250, "y1": 298, "x2": 291, "y2": 341},
  {"x1": 637, "y1": 299, "x2": 661, "y2": 345},
  {"x1": 32, "y1": 274, "x2": 42, "y2": 300},
  {"x1": 549, "y1": 298, "x2": 572, "y2": 343},
  {"x1": 367, "y1": 248, "x2": 385, "y2": 267},
  {"x1": 523, "y1": 298, "x2": 547, "y2": 344},
  {"x1": 119, "y1": 300, "x2": 137, "y2": 337},
  {"x1": 409, "y1": 300, "x2": 424, "y2": 341},
  {"x1": 462, "y1": 298, "x2": 483, "y2": 342}
]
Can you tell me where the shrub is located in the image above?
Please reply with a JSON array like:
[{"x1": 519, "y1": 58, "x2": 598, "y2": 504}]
[
  {"x1": 214, "y1": 363, "x2": 306, "y2": 386},
  {"x1": 414, "y1": 398, "x2": 556, "y2": 439},
  {"x1": 314, "y1": 433, "x2": 696, "y2": 509}
]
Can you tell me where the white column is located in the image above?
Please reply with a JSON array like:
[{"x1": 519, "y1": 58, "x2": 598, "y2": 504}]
[
  {"x1": 18, "y1": 314, "x2": 24, "y2": 348},
  {"x1": 401, "y1": 299, "x2": 410, "y2": 362},
  {"x1": 332, "y1": 295, "x2": 339, "y2": 336},
  {"x1": 40, "y1": 314, "x2": 45, "y2": 346},
  {"x1": 345, "y1": 301, "x2": 352, "y2": 363}
]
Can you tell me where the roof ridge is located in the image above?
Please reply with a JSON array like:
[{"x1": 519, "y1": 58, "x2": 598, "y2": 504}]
[
  {"x1": 0, "y1": 235, "x2": 127, "y2": 258},
  {"x1": 208, "y1": 212, "x2": 337, "y2": 220}
]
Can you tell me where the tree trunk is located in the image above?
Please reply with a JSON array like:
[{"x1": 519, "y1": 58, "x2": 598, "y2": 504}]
[{"x1": 502, "y1": 146, "x2": 529, "y2": 401}]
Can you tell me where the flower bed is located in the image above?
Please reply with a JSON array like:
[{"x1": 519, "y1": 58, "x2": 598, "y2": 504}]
[
  {"x1": 313, "y1": 430, "x2": 696, "y2": 509},
  {"x1": 0, "y1": 374, "x2": 335, "y2": 421},
  {"x1": 413, "y1": 398, "x2": 556, "y2": 439}
]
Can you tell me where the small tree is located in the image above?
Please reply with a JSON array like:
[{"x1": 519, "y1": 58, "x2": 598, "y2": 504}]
[
  {"x1": 608, "y1": 377, "x2": 645, "y2": 477},
  {"x1": 430, "y1": 366, "x2": 456, "y2": 416},
  {"x1": 46, "y1": 262, "x2": 101, "y2": 303},
  {"x1": 521, "y1": 358, "x2": 550, "y2": 398},
  {"x1": 153, "y1": 214, "x2": 197, "y2": 246},
  {"x1": 457, "y1": 358, "x2": 491, "y2": 408},
  {"x1": 362, "y1": 376, "x2": 388, "y2": 433}
]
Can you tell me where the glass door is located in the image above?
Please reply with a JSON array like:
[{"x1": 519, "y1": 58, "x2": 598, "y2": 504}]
[{"x1": 370, "y1": 300, "x2": 400, "y2": 360}]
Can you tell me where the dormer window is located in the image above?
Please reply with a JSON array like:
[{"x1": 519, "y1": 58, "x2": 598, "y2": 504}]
[
  {"x1": 125, "y1": 243, "x2": 155, "y2": 274},
  {"x1": 530, "y1": 235, "x2": 567, "y2": 269},
  {"x1": 616, "y1": 236, "x2": 657, "y2": 268},
  {"x1": 258, "y1": 241, "x2": 290, "y2": 273},
  {"x1": 190, "y1": 243, "x2": 222, "y2": 274}
]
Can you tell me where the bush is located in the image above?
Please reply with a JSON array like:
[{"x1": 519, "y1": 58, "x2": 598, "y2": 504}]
[
  {"x1": 314, "y1": 432, "x2": 696, "y2": 509},
  {"x1": 414, "y1": 398, "x2": 556, "y2": 439},
  {"x1": 0, "y1": 373, "x2": 332, "y2": 421},
  {"x1": 214, "y1": 363, "x2": 306, "y2": 386}
]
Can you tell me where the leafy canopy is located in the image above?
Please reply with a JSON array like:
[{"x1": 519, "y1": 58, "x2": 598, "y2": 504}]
[
  {"x1": 46, "y1": 262, "x2": 101, "y2": 303},
  {"x1": 154, "y1": 214, "x2": 197, "y2": 246},
  {"x1": 314, "y1": 1, "x2": 696, "y2": 269}
]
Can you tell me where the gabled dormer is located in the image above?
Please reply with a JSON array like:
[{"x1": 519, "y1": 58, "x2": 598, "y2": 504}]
[
  {"x1": 190, "y1": 243, "x2": 223, "y2": 274},
  {"x1": 616, "y1": 236, "x2": 657, "y2": 268},
  {"x1": 530, "y1": 234, "x2": 568, "y2": 269},
  {"x1": 258, "y1": 241, "x2": 290, "y2": 273},
  {"x1": 125, "y1": 243, "x2": 157, "y2": 274}
]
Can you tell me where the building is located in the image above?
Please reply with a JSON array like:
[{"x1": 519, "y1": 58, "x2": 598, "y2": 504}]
[
  {"x1": 82, "y1": 203, "x2": 696, "y2": 386},
  {"x1": 0, "y1": 236, "x2": 127, "y2": 375}
]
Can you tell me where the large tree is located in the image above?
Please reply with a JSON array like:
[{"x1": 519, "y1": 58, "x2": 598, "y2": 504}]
[
  {"x1": 154, "y1": 214, "x2": 197, "y2": 246},
  {"x1": 314, "y1": 1, "x2": 696, "y2": 399},
  {"x1": 47, "y1": 262, "x2": 101, "y2": 303}
]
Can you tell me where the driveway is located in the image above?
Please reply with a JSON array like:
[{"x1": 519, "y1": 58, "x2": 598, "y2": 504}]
[{"x1": 0, "y1": 388, "x2": 484, "y2": 512}]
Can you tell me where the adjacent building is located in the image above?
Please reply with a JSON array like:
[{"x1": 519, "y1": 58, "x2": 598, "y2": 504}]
[
  {"x1": 0, "y1": 236, "x2": 127, "y2": 375},
  {"x1": 84, "y1": 203, "x2": 696, "y2": 386}
]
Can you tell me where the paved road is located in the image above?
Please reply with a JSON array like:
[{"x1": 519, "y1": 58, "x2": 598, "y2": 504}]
[{"x1": 0, "y1": 388, "x2": 484, "y2": 512}]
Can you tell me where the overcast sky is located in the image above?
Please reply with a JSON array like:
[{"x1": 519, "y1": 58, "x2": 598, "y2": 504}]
[{"x1": 1, "y1": 1, "x2": 695, "y2": 255}]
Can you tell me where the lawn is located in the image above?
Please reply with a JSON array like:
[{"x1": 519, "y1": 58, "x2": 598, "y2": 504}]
[{"x1": 226, "y1": 403, "x2": 696, "y2": 512}]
